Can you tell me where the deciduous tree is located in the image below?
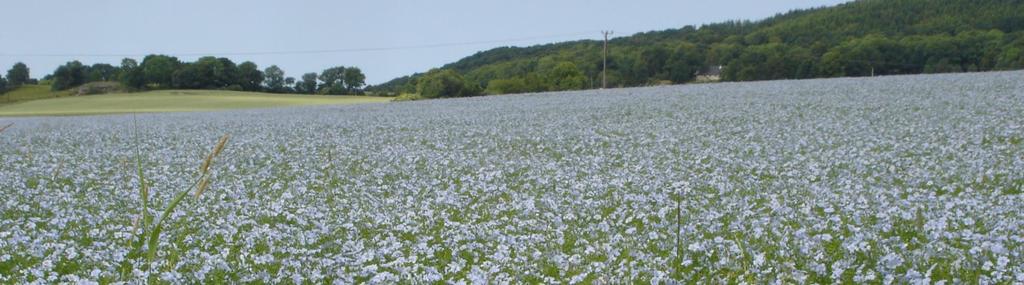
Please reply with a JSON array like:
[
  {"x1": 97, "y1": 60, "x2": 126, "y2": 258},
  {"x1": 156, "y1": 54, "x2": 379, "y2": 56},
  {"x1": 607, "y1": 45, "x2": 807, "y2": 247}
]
[
  {"x1": 343, "y1": 67, "x2": 366, "y2": 94},
  {"x1": 263, "y1": 65, "x2": 286, "y2": 93},
  {"x1": 237, "y1": 61, "x2": 264, "y2": 91},
  {"x1": 6, "y1": 62, "x2": 30, "y2": 86}
]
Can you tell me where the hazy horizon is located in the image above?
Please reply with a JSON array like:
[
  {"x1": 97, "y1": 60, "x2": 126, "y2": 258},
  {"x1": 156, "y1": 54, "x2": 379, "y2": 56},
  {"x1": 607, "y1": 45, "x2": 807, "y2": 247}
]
[{"x1": 1, "y1": 0, "x2": 848, "y2": 85}]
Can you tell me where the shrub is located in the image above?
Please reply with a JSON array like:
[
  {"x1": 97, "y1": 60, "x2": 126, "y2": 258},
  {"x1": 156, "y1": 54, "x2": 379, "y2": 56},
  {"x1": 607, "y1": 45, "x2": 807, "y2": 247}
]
[{"x1": 416, "y1": 69, "x2": 480, "y2": 99}]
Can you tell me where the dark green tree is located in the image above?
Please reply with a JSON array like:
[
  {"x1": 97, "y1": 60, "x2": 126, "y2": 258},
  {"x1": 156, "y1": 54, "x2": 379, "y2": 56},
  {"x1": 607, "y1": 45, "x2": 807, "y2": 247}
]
[
  {"x1": 284, "y1": 77, "x2": 296, "y2": 93},
  {"x1": 298, "y1": 72, "x2": 318, "y2": 94},
  {"x1": 343, "y1": 67, "x2": 366, "y2": 94},
  {"x1": 724, "y1": 43, "x2": 814, "y2": 81},
  {"x1": 638, "y1": 46, "x2": 671, "y2": 80},
  {"x1": 485, "y1": 78, "x2": 528, "y2": 94},
  {"x1": 237, "y1": 61, "x2": 264, "y2": 91},
  {"x1": 51, "y1": 61, "x2": 87, "y2": 90},
  {"x1": 996, "y1": 39, "x2": 1024, "y2": 69},
  {"x1": 665, "y1": 42, "x2": 704, "y2": 83},
  {"x1": 119, "y1": 58, "x2": 146, "y2": 89},
  {"x1": 6, "y1": 62, "x2": 30, "y2": 87},
  {"x1": 820, "y1": 35, "x2": 907, "y2": 77},
  {"x1": 172, "y1": 63, "x2": 202, "y2": 89},
  {"x1": 546, "y1": 62, "x2": 586, "y2": 91},
  {"x1": 87, "y1": 63, "x2": 119, "y2": 82},
  {"x1": 263, "y1": 65, "x2": 286, "y2": 93},
  {"x1": 318, "y1": 67, "x2": 346, "y2": 94},
  {"x1": 140, "y1": 55, "x2": 181, "y2": 88},
  {"x1": 416, "y1": 69, "x2": 479, "y2": 98},
  {"x1": 189, "y1": 57, "x2": 221, "y2": 88},
  {"x1": 214, "y1": 58, "x2": 238, "y2": 88}
]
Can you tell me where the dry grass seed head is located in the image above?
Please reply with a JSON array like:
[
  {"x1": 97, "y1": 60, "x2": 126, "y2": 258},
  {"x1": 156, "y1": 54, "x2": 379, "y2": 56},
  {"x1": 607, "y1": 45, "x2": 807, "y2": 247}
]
[
  {"x1": 199, "y1": 135, "x2": 230, "y2": 173},
  {"x1": 194, "y1": 177, "x2": 210, "y2": 198},
  {"x1": 212, "y1": 134, "x2": 229, "y2": 157}
]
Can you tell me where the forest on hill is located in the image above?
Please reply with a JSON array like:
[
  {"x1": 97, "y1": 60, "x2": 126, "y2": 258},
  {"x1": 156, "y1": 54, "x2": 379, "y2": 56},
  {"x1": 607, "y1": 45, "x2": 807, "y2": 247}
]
[{"x1": 371, "y1": 0, "x2": 1024, "y2": 97}]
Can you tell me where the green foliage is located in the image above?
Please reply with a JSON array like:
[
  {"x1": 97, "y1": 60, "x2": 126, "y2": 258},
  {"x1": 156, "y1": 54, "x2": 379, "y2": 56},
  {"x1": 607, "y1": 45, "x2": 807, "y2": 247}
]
[
  {"x1": 6, "y1": 62, "x2": 30, "y2": 86},
  {"x1": 51, "y1": 61, "x2": 87, "y2": 91},
  {"x1": 372, "y1": 0, "x2": 1024, "y2": 94},
  {"x1": 995, "y1": 36, "x2": 1024, "y2": 70},
  {"x1": 706, "y1": 43, "x2": 743, "y2": 66},
  {"x1": 391, "y1": 93, "x2": 424, "y2": 101},
  {"x1": 297, "y1": 72, "x2": 318, "y2": 94},
  {"x1": 237, "y1": 61, "x2": 263, "y2": 92},
  {"x1": 546, "y1": 62, "x2": 586, "y2": 91},
  {"x1": 0, "y1": 77, "x2": 7, "y2": 94},
  {"x1": 311, "y1": 66, "x2": 366, "y2": 95},
  {"x1": 343, "y1": 67, "x2": 366, "y2": 94},
  {"x1": 318, "y1": 67, "x2": 347, "y2": 95},
  {"x1": 666, "y1": 43, "x2": 703, "y2": 83},
  {"x1": 263, "y1": 65, "x2": 286, "y2": 93},
  {"x1": 83, "y1": 55, "x2": 364, "y2": 95},
  {"x1": 485, "y1": 78, "x2": 528, "y2": 95},
  {"x1": 723, "y1": 43, "x2": 815, "y2": 81},
  {"x1": 820, "y1": 35, "x2": 903, "y2": 77},
  {"x1": 416, "y1": 69, "x2": 480, "y2": 99},
  {"x1": 141, "y1": 55, "x2": 181, "y2": 88},
  {"x1": 171, "y1": 63, "x2": 203, "y2": 89},
  {"x1": 120, "y1": 58, "x2": 146, "y2": 89},
  {"x1": 86, "y1": 63, "x2": 118, "y2": 82}
]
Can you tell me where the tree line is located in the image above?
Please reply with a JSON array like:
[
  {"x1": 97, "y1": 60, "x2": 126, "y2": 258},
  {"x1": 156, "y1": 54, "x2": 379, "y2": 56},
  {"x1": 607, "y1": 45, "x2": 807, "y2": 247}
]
[
  {"x1": 371, "y1": 0, "x2": 1024, "y2": 98},
  {"x1": 40, "y1": 55, "x2": 368, "y2": 95}
]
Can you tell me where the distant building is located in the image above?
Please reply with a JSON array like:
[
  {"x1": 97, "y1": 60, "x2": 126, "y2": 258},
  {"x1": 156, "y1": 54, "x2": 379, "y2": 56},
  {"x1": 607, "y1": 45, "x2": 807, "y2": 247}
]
[{"x1": 696, "y1": 65, "x2": 723, "y2": 82}]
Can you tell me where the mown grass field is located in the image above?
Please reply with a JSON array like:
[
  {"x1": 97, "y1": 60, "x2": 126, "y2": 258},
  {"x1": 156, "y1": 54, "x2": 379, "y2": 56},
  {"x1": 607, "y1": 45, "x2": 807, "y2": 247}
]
[{"x1": 0, "y1": 90, "x2": 390, "y2": 116}]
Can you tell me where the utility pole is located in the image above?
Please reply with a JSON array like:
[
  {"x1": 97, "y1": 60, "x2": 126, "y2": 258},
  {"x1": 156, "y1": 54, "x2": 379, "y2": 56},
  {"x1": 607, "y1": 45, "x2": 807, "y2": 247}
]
[{"x1": 602, "y1": 30, "x2": 613, "y2": 89}]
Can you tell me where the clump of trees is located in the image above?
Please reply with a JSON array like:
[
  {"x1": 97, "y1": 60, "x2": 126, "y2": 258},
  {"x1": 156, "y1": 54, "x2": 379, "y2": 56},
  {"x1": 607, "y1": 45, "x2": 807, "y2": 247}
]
[
  {"x1": 45, "y1": 55, "x2": 368, "y2": 95},
  {"x1": 416, "y1": 69, "x2": 480, "y2": 98},
  {"x1": 483, "y1": 61, "x2": 587, "y2": 95}
]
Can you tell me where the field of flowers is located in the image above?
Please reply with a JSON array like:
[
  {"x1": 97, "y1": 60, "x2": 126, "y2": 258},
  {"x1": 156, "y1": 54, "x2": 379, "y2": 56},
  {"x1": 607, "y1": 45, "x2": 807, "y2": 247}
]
[{"x1": 1, "y1": 71, "x2": 1022, "y2": 283}]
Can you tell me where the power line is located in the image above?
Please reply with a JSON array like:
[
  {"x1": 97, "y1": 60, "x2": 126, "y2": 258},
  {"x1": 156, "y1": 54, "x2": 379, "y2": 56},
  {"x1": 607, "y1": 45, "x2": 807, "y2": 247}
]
[{"x1": 0, "y1": 31, "x2": 599, "y2": 58}]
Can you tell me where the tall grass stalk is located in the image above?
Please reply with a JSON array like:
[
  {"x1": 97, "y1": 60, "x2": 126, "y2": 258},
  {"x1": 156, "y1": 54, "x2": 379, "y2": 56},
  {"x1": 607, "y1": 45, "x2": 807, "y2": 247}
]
[
  {"x1": 124, "y1": 116, "x2": 230, "y2": 278},
  {"x1": 144, "y1": 134, "x2": 229, "y2": 265},
  {"x1": 0, "y1": 123, "x2": 12, "y2": 133},
  {"x1": 132, "y1": 115, "x2": 150, "y2": 246}
]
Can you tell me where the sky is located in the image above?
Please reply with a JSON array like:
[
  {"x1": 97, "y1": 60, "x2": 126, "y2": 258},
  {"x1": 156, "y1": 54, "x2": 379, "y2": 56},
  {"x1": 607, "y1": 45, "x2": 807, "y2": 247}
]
[{"x1": 0, "y1": 0, "x2": 850, "y2": 85}]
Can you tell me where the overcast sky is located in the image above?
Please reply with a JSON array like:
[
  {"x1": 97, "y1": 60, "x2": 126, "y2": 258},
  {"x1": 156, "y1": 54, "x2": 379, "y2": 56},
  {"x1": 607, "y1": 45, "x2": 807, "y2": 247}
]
[{"x1": 0, "y1": 0, "x2": 849, "y2": 85}]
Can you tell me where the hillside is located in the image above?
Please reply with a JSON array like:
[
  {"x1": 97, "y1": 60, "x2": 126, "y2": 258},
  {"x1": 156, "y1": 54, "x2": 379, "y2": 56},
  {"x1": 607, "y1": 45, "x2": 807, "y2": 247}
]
[
  {"x1": 0, "y1": 85, "x2": 74, "y2": 106},
  {"x1": 371, "y1": 0, "x2": 1024, "y2": 94}
]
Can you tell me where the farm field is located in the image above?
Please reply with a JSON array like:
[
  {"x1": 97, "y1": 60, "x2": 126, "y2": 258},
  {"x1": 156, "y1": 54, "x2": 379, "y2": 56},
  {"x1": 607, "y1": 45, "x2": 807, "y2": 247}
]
[
  {"x1": 0, "y1": 90, "x2": 391, "y2": 116},
  {"x1": 0, "y1": 71, "x2": 1022, "y2": 283}
]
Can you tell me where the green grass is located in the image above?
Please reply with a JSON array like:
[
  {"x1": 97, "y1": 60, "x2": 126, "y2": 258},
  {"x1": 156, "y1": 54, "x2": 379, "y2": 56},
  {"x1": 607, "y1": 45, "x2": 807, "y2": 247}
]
[
  {"x1": 0, "y1": 89, "x2": 391, "y2": 116},
  {"x1": 0, "y1": 85, "x2": 75, "y2": 105}
]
